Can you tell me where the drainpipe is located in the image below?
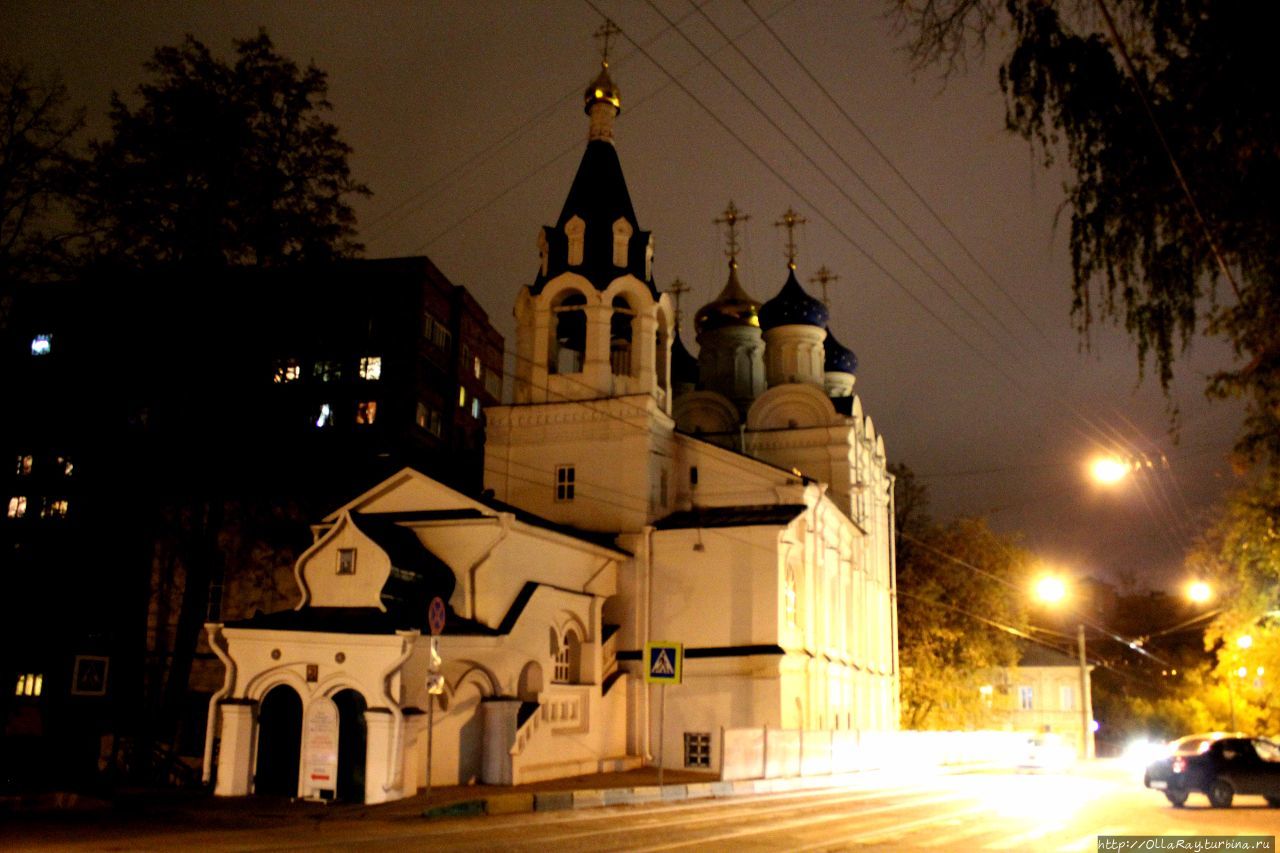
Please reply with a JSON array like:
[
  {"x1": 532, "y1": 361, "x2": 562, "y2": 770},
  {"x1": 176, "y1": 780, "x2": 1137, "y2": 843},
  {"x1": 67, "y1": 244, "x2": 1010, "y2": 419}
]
[
  {"x1": 381, "y1": 630, "x2": 418, "y2": 794},
  {"x1": 644, "y1": 524, "x2": 655, "y2": 763},
  {"x1": 468, "y1": 513, "x2": 512, "y2": 620},
  {"x1": 202, "y1": 624, "x2": 234, "y2": 785}
]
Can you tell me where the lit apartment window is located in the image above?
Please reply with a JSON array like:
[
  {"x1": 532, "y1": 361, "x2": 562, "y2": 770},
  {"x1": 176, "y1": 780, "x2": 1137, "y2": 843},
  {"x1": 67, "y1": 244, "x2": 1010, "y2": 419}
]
[
  {"x1": 7, "y1": 496, "x2": 27, "y2": 518},
  {"x1": 555, "y1": 465, "x2": 575, "y2": 501},
  {"x1": 42, "y1": 498, "x2": 68, "y2": 518},
  {"x1": 1018, "y1": 686, "x2": 1034, "y2": 710},
  {"x1": 336, "y1": 548, "x2": 356, "y2": 575},
  {"x1": 356, "y1": 401, "x2": 377, "y2": 425},
  {"x1": 359, "y1": 356, "x2": 382, "y2": 381},
  {"x1": 1059, "y1": 684, "x2": 1076, "y2": 711},
  {"x1": 30, "y1": 334, "x2": 52, "y2": 356},
  {"x1": 273, "y1": 358, "x2": 301, "y2": 383},
  {"x1": 315, "y1": 403, "x2": 335, "y2": 428},
  {"x1": 14, "y1": 673, "x2": 42, "y2": 697},
  {"x1": 16, "y1": 454, "x2": 32, "y2": 476},
  {"x1": 484, "y1": 368, "x2": 502, "y2": 399},
  {"x1": 424, "y1": 313, "x2": 451, "y2": 350},
  {"x1": 473, "y1": 356, "x2": 481, "y2": 380},
  {"x1": 57, "y1": 456, "x2": 73, "y2": 476},
  {"x1": 470, "y1": 398, "x2": 480, "y2": 419},
  {"x1": 684, "y1": 732, "x2": 711, "y2": 768},
  {"x1": 313, "y1": 360, "x2": 341, "y2": 382},
  {"x1": 458, "y1": 387, "x2": 466, "y2": 408}
]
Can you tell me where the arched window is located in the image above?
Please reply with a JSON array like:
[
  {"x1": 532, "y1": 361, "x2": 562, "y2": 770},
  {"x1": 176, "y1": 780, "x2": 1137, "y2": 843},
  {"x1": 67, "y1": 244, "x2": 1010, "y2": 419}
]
[
  {"x1": 537, "y1": 229, "x2": 549, "y2": 277},
  {"x1": 550, "y1": 291, "x2": 586, "y2": 375},
  {"x1": 553, "y1": 628, "x2": 581, "y2": 684},
  {"x1": 610, "y1": 295, "x2": 634, "y2": 377},
  {"x1": 612, "y1": 218, "x2": 632, "y2": 267},
  {"x1": 565, "y1": 216, "x2": 585, "y2": 266},
  {"x1": 655, "y1": 310, "x2": 669, "y2": 394}
]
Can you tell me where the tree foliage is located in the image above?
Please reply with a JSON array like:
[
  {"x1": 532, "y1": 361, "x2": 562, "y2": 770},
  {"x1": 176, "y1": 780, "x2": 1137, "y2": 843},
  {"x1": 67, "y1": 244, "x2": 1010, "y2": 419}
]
[
  {"x1": 892, "y1": 0, "x2": 1280, "y2": 468},
  {"x1": 892, "y1": 464, "x2": 1033, "y2": 729},
  {"x1": 78, "y1": 31, "x2": 369, "y2": 269},
  {"x1": 0, "y1": 61, "x2": 83, "y2": 289}
]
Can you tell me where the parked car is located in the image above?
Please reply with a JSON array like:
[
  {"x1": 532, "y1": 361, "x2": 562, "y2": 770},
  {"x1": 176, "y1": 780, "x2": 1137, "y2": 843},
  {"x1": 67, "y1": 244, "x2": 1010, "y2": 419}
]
[{"x1": 1144, "y1": 735, "x2": 1280, "y2": 807}]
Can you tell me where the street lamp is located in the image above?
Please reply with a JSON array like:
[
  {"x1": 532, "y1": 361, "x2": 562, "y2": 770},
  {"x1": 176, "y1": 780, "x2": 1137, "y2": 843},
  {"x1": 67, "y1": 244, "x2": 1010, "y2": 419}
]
[
  {"x1": 1088, "y1": 455, "x2": 1131, "y2": 486},
  {"x1": 1032, "y1": 574, "x2": 1094, "y2": 761},
  {"x1": 1186, "y1": 580, "x2": 1213, "y2": 605}
]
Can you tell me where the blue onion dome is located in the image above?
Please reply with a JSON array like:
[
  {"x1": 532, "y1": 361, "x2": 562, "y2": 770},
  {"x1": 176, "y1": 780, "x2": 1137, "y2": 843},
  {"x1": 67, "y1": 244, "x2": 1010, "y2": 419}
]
[
  {"x1": 584, "y1": 63, "x2": 621, "y2": 114},
  {"x1": 671, "y1": 331, "x2": 699, "y2": 386},
  {"x1": 824, "y1": 328, "x2": 858, "y2": 374},
  {"x1": 694, "y1": 264, "x2": 762, "y2": 335},
  {"x1": 759, "y1": 270, "x2": 829, "y2": 330}
]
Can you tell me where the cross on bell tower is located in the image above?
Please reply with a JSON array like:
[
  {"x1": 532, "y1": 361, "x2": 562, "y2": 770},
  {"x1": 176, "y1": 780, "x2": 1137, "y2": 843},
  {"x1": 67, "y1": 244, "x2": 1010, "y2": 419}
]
[
  {"x1": 715, "y1": 201, "x2": 750, "y2": 269},
  {"x1": 594, "y1": 19, "x2": 621, "y2": 67},
  {"x1": 774, "y1": 207, "x2": 806, "y2": 271},
  {"x1": 668, "y1": 278, "x2": 690, "y2": 327}
]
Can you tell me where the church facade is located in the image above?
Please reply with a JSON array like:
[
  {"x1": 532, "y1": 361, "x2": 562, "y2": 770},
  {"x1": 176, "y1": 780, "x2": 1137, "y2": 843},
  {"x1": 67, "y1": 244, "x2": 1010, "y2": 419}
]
[{"x1": 205, "y1": 47, "x2": 898, "y2": 803}]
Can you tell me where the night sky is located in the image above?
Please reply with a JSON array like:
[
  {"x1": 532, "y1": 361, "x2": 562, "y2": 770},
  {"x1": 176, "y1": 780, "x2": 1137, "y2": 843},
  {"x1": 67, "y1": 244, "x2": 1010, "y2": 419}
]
[{"x1": 3, "y1": 0, "x2": 1246, "y2": 592}]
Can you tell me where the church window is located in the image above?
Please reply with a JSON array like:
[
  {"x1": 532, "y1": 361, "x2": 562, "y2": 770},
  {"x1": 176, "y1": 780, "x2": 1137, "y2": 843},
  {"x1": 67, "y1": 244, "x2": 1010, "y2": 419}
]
[
  {"x1": 684, "y1": 732, "x2": 711, "y2": 768},
  {"x1": 785, "y1": 565, "x2": 798, "y2": 628},
  {"x1": 689, "y1": 466, "x2": 698, "y2": 486},
  {"x1": 313, "y1": 360, "x2": 341, "y2": 382},
  {"x1": 610, "y1": 296, "x2": 634, "y2": 377},
  {"x1": 550, "y1": 291, "x2": 586, "y2": 375},
  {"x1": 30, "y1": 334, "x2": 52, "y2": 356},
  {"x1": 565, "y1": 216, "x2": 585, "y2": 266},
  {"x1": 273, "y1": 358, "x2": 301, "y2": 383},
  {"x1": 336, "y1": 548, "x2": 357, "y2": 575},
  {"x1": 315, "y1": 403, "x2": 335, "y2": 428},
  {"x1": 14, "y1": 673, "x2": 42, "y2": 697},
  {"x1": 555, "y1": 465, "x2": 575, "y2": 501},
  {"x1": 659, "y1": 469, "x2": 668, "y2": 508},
  {"x1": 16, "y1": 454, "x2": 32, "y2": 476},
  {"x1": 356, "y1": 401, "x2": 377, "y2": 425},
  {"x1": 655, "y1": 321, "x2": 669, "y2": 394},
  {"x1": 359, "y1": 356, "x2": 382, "y2": 380},
  {"x1": 612, "y1": 218, "x2": 632, "y2": 267},
  {"x1": 7, "y1": 496, "x2": 26, "y2": 518}
]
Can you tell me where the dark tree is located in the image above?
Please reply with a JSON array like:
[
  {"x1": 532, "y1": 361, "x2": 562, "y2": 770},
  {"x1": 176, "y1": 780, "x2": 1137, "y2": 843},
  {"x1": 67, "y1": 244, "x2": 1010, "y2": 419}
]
[
  {"x1": 78, "y1": 31, "x2": 369, "y2": 269},
  {"x1": 0, "y1": 62, "x2": 83, "y2": 293},
  {"x1": 892, "y1": 0, "x2": 1280, "y2": 468}
]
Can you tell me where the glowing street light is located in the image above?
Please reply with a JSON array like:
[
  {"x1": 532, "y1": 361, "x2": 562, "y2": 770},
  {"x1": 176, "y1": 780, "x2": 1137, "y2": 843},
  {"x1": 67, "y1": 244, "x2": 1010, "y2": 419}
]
[
  {"x1": 1089, "y1": 455, "x2": 1131, "y2": 485},
  {"x1": 1237, "y1": 634, "x2": 1253, "y2": 650},
  {"x1": 1034, "y1": 575, "x2": 1067, "y2": 604},
  {"x1": 1187, "y1": 581, "x2": 1213, "y2": 604}
]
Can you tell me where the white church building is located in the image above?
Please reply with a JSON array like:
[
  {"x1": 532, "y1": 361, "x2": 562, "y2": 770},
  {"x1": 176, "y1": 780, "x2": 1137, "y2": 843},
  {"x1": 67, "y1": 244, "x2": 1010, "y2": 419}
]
[{"x1": 204, "y1": 49, "x2": 898, "y2": 804}]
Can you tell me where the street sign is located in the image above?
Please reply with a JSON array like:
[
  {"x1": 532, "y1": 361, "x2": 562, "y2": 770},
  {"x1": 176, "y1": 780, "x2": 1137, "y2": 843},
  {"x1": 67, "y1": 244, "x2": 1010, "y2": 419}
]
[
  {"x1": 303, "y1": 696, "x2": 339, "y2": 800},
  {"x1": 428, "y1": 596, "x2": 447, "y2": 636},
  {"x1": 644, "y1": 641, "x2": 683, "y2": 684}
]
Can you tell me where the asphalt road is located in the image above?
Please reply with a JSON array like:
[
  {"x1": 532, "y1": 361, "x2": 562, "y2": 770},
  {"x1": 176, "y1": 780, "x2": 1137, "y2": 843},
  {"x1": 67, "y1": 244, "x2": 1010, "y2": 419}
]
[{"x1": 5, "y1": 762, "x2": 1278, "y2": 851}]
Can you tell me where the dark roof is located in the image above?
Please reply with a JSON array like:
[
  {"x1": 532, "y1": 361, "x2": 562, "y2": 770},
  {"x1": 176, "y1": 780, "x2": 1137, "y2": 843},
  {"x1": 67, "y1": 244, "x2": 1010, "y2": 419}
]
[
  {"x1": 1018, "y1": 642, "x2": 1080, "y2": 667},
  {"x1": 759, "y1": 270, "x2": 829, "y2": 330},
  {"x1": 531, "y1": 140, "x2": 657, "y2": 297},
  {"x1": 224, "y1": 605, "x2": 499, "y2": 636},
  {"x1": 654, "y1": 504, "x2": 806, "y2": 530}
]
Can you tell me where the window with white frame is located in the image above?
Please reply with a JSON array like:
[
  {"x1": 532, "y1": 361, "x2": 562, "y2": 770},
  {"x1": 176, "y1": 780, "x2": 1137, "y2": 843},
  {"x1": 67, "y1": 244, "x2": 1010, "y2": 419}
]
[
  {"x1": 336, "y1": 548, "x2": 357, "y2": 575},
  {"x1": 1059, "y1": 684, "x2": 1076, "y2": 711},
  {"x1": 1018, "y1": 686, "x2": 1034, "y2": 710},
  {"x1": 684, "y1": 732, "x2": 712, "y2": 768},
  {"x1": 552, "y1": 628, "x2": 580, "y2": 683},
  {"x1": 555, "y1": 465, "x2": 575, "y2": 501}
]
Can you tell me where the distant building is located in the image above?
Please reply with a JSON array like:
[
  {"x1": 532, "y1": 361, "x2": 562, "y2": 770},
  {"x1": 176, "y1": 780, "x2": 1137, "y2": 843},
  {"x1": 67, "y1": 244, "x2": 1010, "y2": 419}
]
[
  {"x1": 206, "y1": 52, "x2": 898, "y2": 802},
  {"x1": 0, "y1": 256, "x2": 503, "y2": 785},
  {"x1": 982, "y1": 643, "x2": 1094, "y2": 759}
]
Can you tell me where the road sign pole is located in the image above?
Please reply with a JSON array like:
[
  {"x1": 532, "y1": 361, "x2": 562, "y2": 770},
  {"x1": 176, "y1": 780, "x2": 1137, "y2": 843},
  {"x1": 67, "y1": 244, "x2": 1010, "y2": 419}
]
[
  {"x1": 658, "y1": 683, "x2": 666, "y2": 789},
  {"x1": 426, "y1": 695, "x2": 434, "y2": 799}
]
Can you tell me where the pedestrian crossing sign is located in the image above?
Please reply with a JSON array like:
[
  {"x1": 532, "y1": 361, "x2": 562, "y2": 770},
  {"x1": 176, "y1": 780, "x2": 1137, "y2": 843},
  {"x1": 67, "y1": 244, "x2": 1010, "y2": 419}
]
[{"x1": 644, "y1": 641, "x2": 683, "y2": 684}]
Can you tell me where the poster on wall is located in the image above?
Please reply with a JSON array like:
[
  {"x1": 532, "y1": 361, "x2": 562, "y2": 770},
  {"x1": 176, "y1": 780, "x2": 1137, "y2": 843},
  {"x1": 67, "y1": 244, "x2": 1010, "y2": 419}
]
[
  {"x1": 304, "y1": 696, "x2": 339, "y2": 800},
  {"x1": 70, "y1": 655, "x2": 109, "y2": 696}
]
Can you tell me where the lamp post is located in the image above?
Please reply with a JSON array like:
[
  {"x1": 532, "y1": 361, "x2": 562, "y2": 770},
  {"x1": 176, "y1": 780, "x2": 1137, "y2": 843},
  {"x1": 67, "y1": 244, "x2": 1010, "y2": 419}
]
[{"x1": 1033, "y1": 574, "x2": 1094, "y2": 760}]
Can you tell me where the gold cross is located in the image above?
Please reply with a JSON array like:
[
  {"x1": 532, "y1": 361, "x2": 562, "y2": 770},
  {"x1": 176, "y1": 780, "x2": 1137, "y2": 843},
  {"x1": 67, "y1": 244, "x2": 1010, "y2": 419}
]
[
  {"x1": 809, "y1": 266, "x2": 839, "y2": 306},
  {"x1": 774, "y1": 207, "x2": 806, "y2": 270},
  {"x1": 595, "y1": 20, "x2": 622, "y2": 66},
  {"x1": 668, "y1": 278, "x2": 690, "y2": 327},
  {"x1": 714, "y1": 201, "x2": 750, "y2": 268}
]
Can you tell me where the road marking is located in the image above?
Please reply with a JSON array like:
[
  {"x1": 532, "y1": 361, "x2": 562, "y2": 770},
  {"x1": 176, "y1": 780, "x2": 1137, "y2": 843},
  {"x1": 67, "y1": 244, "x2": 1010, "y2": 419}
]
[{"x1": 984, "y1": 825, "x2": 1061, "y2": 850}]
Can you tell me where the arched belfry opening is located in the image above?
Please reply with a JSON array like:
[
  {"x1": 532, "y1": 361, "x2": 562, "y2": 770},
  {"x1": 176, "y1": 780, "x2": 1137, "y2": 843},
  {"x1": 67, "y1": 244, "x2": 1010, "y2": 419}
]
[
  {"x1": 550, "y1": 291, "x2": 587, "y2": 375},
  {"x1": 610, "y1": 295, "x2": 635, "y2": 377}
]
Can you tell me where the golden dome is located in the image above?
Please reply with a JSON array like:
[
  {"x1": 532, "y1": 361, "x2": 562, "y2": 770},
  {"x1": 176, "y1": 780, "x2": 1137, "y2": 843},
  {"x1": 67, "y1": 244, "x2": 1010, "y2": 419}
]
[
  {"x1": 584, "y1": 63, "x2": 621, "y2": 115},
  {"x1": 694, "y1": 264, "x2": 761, "y2": 335}
]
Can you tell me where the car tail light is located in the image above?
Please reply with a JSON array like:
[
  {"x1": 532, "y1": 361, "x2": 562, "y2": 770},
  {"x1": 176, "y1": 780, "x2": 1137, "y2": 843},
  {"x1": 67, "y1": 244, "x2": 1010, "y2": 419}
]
[{"x1": 1172, "y1": 757, "x2": 1186, "y2": 774}]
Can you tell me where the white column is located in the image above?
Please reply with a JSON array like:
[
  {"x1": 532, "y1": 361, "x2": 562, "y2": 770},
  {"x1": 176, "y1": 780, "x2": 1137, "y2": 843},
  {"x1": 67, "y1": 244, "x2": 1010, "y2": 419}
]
[{"x1": 214, "y1": 702, "x2": 256, "y2": 797}]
